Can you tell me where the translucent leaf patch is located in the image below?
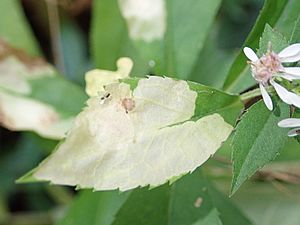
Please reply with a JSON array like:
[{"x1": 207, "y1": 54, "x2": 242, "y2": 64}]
[
  {"x1": 0, "y1": 40, "x2": 84, "y2": 140},
  {"x1": 0, "y1": 92, "x2": 73, "y2": 139},
  {"x1": 31, "y1": 76, "x2": 233, "y2": 191}
]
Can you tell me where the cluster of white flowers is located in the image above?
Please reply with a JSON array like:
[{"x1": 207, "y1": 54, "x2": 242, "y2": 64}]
[{"x1": 244, "y1": 43, "x2": 300, "y2": 137}]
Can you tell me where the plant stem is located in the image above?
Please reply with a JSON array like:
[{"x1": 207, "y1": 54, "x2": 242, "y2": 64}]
[
  {"x1": 45, "y1": 0, "x2": 65, "y2": 74},
  {"x1": 240, "y1": 86, "x2": 274, "y2": 101}
]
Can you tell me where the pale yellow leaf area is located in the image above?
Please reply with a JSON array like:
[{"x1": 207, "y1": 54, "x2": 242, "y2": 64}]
[
  {"x1": 85, "y1": 57, "x2": 133, "y2": 97},
  {"x1": 34, "y1": 76, "x2": 233, "y2": 191}
]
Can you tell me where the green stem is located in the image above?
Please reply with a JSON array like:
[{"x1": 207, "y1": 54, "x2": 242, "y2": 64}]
[{"x1": 240, "y1": 86, "x2": 274, "y2": 101}]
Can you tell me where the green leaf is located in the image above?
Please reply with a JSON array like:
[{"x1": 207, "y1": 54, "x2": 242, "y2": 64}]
[
  {"x1": 274, "y1": 0, "x2": 300, "y2": 42},
  {"x1": 189, "y1": 31, "x2": 235, "y2": 89},
  {"x1": 91, "y1": 0, "x2": 221, "y2": 78},
  {"x1": 192, "y1": 209, "x2": 223, "y2": 225},
  {"x1": 295, "y1": 136, "x2": 300, "y2": 144},
  {"x1": 231, "y1": 181, "x2": 300, "y2": 225},
  {"x1": 188, "y1": 81, "x2": 243, "y2": 126},
  {"x1": 231, "y1": 100, "x2": 289, "y2": 195},
  {"x1": 60, "y1": 16, "x2": 91, "y2": 85},
  {"x1": 57, "y1": 169, "x2": 251, "y2": 225},
  {"x1": 165, "y1": 0, "x2": 221, "y2": 78},
  {"x1": 0, "y1": 0, "x2": 40, "y2": 56},
  {"x1": 258, "y1": 24, "x2": 288, "y2": 56},
  {"x1": 290, "y1": 15, "x2": 300, "y2": 43},
  {"x1": 56, "y1": 190, "x2": 130, "y2": 225},
  {"x1": 207, "y1": 183, "x2": 251, "y2": 225},
  {"x1": 28, "y1": 76, "x2": 87, "y2": 118},
  {"x1": 0, "y1": 133, "x2": 49, "y2": 194},
  {"x1": 91, "y1": 0, "x2": 145, "y2": 74},
  {"x1": 20, "y1": 76, "x2": 242, "y2": 191},
  {"x1": 223, "y1": 0, "x2": 288, "y2": 93}
]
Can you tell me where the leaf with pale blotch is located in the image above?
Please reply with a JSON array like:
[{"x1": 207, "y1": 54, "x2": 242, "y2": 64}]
[
  {"x1": 0, "y1": 41, "x2": 86, "y2": 139},
  {"x1": 27, "y1": 76, "x2": 233, "y2": 191},
  {"x1": 85, "y1": 57, "x2": 133, "y2": 97},
  {"x1": 0, "y1": 92, "x2": 74, "y2": 140},
  {"x1": 118, "y1": 0, "x2": 166, "y2": 42}
]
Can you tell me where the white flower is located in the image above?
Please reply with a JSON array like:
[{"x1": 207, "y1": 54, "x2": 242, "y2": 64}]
[
  {"x1": 278, "y1": 118, "x2": 300, "y2": 137},
  {"x1": 244, "y1": 43, "x2": 300, "y2": 110}
]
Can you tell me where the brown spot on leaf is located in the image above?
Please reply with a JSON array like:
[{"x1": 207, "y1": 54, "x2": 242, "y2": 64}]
[{"x1": 121, "y1": 98, "x2": 135, "y2": 113}]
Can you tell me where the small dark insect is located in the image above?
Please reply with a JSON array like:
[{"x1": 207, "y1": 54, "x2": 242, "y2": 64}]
[{"x1": 100, "y1": 93, "x2": 111, "y2": 100}]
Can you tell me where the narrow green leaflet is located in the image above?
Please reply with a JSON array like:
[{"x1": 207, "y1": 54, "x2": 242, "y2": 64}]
[
  {"x1": 223, "y1": 0, "x2": 288, "y2": 93},
  {"x1": 189, "y1": 32, "x2": 235, "y2": 89},
  {"x1": 0, "y1": 41, "x2": 87, "y2": 139},
  {"x1": 165, "y1": 0, "x2": 221, "y2": 78},
  {"x1": 57, "y1": 169, "x2": 251, "y2": 225},
  {"x1": 0, "y1": 0, "x2": 40, "y2": 56},
  {"x1": 19, "y1": 76, "x2": 242, "y2": 191},
  {"x1": 274, "y1": 0, "x2": 300, "y2": 42},
  {"x1": 207, "y1": 183, "x2": 251, "y2": 225},
  {"x1": 231, "y1": 100, "x2": 289, "y2": 195},
  {"x1": 290, "y1": 15, "x2": 300, "y2": 43},
  {"x1": 91, "y1": 0, "x2": 220, "y2": 78},
  {"x1": 91, "y1": 0, "x2": 140, "y2": 72}
]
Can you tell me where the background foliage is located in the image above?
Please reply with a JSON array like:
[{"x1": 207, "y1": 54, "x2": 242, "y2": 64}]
[{"x1": 1, "y1": 0, "x2": 300, "y2": 225}]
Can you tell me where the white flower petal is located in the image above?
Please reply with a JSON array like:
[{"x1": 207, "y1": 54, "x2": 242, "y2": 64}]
[
  {"x1": 283, "y1": 67, "x2": 300, "y2": 76},
  {"x1": 271, "y1": 80, "x2": 300, "y2": 108},
  {"x1": 288, "y1": 92, "x2": 300, "y2": 108},
  {"x1": 270, "y1": 80, "x2": 292, "y2": 105},
  {"x1": 279, "y1": 73, "x2": 299, "y2": 81},
  {"x1": 278, "y1": 118, "x2": 300, "y2": 128},
  {"x1": 280, "y1": 53, "x2": 300, "y2": 63},
  {"x1": 279, "y1": 67, "x2": 300, "y2": 80},
  {"x1": 278, "y1": 43, "x2": 300, "y2": 59},
  {"x1": 259, "y1": 83, "x2": 273, "y2": 110},
  {"x1": 243, "y1": 47, "x2": 259, "y2": 62},
  {"x1": 287, "y1": 128, "x2": 300, "y2": 137}
]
